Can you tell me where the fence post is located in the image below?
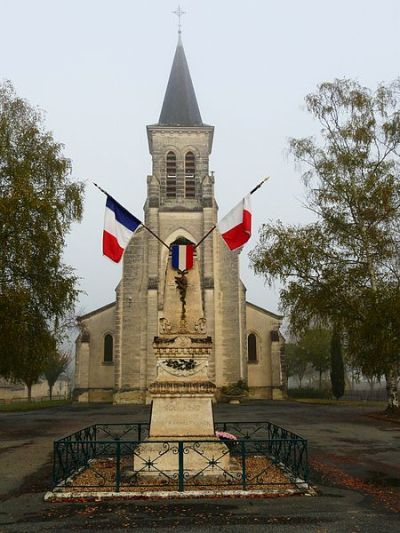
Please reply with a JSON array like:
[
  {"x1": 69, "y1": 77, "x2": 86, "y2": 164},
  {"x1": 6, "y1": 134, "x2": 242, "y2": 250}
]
[
  {"x1": 115, "y1": 438, "x2": 121, "y2": 492},
  {"x1": 241, "y1": 440, "x2": 247, "y2": 490},
  {"x1": 178, "y1": 442, "x2": 184, "y2": 492},
  {"x1": 292, "y1": 439, "x2": 298, "y2": 477},
  {"x1": 53, "y1": 441, "x2": 57, "y2": 487},
  {"x1": 93, "y1": 424, "x2": 97, "y2": 458},
  {"x1": 304, "y1": 440, "x2": 309, "y2": 482}
]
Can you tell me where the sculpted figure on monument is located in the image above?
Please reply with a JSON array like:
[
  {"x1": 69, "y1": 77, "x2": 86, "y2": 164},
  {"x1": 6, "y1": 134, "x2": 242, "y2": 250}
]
[
  {"x1": 160, "y1": 238, "x2": 206, "y2": 335},
  {"x1": 174, "y1": 269, "x2": 188, "y2": 321}
]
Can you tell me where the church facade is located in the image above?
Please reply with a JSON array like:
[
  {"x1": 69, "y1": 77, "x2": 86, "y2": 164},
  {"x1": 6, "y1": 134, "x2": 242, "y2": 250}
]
[{"x1": 74, "y1": 37, "x2": 285, "y2": 404}]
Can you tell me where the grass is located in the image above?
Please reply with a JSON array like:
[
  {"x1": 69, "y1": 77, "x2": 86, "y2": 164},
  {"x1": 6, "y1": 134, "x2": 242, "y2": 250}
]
[
  {"x1": 293, "y1": 398, "x2": 387, "y2": 408},
  {"x1": 0, "y1": 399, "x2": 72, "y2": 412}
]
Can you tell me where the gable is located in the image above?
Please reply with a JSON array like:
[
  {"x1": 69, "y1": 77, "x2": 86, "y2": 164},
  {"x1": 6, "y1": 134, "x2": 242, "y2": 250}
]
[{"x1": 246, "y1": 301, "x2": 283, "y2": 320}]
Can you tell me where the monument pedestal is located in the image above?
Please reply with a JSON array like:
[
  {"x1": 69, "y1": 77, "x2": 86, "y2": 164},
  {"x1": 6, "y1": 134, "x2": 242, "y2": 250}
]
[{"x1": 133, "y1": 336, "x2": 233, "y2": 476}]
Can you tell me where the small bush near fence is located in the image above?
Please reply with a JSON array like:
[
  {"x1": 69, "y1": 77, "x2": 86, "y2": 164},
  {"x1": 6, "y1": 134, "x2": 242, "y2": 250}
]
[{"x1": 288, "y1": 387, "x2": 332, "y2": 399}]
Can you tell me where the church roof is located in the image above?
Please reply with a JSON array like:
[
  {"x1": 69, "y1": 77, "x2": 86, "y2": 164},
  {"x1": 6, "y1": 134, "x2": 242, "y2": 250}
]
[
  {"x1": 246, "y1": 301, "x2": 283, "y2": 320},
  {"x1": 78, "y1": 301, "x2": 115, "y2": 321},
  {"x1": 158, "y1": 36, "x2": 203, "y2": 126}
]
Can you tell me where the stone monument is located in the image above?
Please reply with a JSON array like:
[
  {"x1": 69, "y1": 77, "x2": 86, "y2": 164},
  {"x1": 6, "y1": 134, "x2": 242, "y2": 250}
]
[{"x1": 133, "y1": 244, "x2": 233, "y2": 476}]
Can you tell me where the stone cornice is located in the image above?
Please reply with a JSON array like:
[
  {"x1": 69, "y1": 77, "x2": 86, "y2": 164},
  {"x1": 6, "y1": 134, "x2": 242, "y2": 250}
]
[{"x1": 146, "y1": 124, "x2": 214, "y2": 154}]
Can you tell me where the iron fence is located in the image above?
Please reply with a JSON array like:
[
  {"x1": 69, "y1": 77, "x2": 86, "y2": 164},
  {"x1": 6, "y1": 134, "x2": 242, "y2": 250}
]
[{"x1": 53, "y1": 421, "x2": 308, "y2": 492}]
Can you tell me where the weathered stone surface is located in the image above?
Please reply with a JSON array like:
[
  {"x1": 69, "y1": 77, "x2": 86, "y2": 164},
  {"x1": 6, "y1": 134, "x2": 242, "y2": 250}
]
[{"x1": 149, "y1": 397, "x2": 215, "y2": 437}]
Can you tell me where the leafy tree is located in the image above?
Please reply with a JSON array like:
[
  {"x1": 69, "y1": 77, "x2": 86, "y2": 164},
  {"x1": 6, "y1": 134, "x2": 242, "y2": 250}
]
[
  {"x1": 6, "y1": 296, "x2": 56, "y2": 400},
  {"x1": 43, "y1": 351, "x2": 71, "y2": 399},
  {"x1": 285, "y1": 342, "x2": 309, "y2": 387},
  {"x1": 250, "y1": 78, "x2": 400, "y2": 411},
  {"x1": 330, "y1": 328, "x2": 345, "y2": 400},
  {"x1": 298, "y1": 328, "x2": 331, "y2": 390},
  {"x1": 0, "y1": 80, "x2": 84, "y2": 386}
]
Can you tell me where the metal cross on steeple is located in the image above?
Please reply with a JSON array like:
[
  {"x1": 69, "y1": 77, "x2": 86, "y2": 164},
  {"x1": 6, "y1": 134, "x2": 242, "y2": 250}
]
[{"x1": 173, "y1": 5, "x2": 186, "y2": 35}]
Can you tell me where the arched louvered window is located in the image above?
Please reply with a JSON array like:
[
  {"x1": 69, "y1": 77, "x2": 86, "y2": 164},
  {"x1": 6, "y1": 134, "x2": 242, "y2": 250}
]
[
  {"x1": 185, "y1": 151, "x2": 196, "y2": 198},
  {"x1": 166, "y1": 151, "x2": 177, "y2": 198},
  {"x1": 104, "y1": 334, "x2": 113, "y2": 363},
  {"x1": 248, "y1": 333, "x2": 257, "y2": 363}
]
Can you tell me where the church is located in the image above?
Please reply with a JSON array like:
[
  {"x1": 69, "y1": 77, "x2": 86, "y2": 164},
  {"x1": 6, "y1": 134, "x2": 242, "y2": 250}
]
[{"x1": 74, "y1": 36, "x2": 286, "y2": 404}]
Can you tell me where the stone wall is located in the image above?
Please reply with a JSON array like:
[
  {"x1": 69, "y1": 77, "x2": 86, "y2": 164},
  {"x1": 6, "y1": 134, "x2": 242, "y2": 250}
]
[
  {"x1": 0, "y1": 378, "x2": 69, "y2": 402},
  {"x1": 74, "y1": 302, "x2": 116, "y2": 402},
  {"x1": 246, "y1": 303, "x2": 285, "y2": 399}
]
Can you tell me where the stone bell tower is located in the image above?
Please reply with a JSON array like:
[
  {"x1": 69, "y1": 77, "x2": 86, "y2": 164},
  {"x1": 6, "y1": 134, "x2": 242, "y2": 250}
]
[{"x1": 112, "y1": 36, "x2": 247, "y2": 404}]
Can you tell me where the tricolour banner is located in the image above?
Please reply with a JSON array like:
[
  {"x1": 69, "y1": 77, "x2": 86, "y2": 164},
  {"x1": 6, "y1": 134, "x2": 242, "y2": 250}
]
[
  {"x1": 217, "y1": 194, "x2": 252, "y2": 251},
  {"x1": 171, "y1": 244, "x2": 194, "y2": 271},
  {"x1": 103, "y1": 196, "x2": 141, "y2": 263}
]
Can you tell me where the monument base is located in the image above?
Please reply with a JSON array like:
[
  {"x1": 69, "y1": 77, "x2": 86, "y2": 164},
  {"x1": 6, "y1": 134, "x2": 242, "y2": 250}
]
[
  {"x1": 133, "y1": 437, "x2": 237, "y2": 478},
  {"x1": 135, "y1": 334, "x2": 241, "y2": 479}
]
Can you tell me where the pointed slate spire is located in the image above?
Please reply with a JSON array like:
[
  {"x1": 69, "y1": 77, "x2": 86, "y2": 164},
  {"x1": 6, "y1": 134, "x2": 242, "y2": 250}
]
[{"x1": 158, "y1": 37, "x2": 203, "y2": 126}]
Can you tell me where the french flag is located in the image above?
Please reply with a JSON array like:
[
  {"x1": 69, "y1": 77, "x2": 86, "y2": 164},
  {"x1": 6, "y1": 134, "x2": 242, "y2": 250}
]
[
  {"x1": 103, "y1": 196, "x2": 141, "y2": 263},
  {"x1": 217, "y1": 195, "x2": 252, "y2": 251},
  {"x1": 171, "y1": 244, "x2": 194, "y2": 271}
]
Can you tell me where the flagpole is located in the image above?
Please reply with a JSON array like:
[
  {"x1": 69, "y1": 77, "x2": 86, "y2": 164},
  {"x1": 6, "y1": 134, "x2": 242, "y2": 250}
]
[
  {"x1": 194, "y1": 225, "x2": 216, "y2": 249},
  {"x1": 194, "y1": 176, "x2": 270, "y2": 249},
  {"x1": 93, "y1": 183, "x2": 170, "y2": 250},
  {"x1": 250, "y1": 176, "x2": 270, "y2": 195}
]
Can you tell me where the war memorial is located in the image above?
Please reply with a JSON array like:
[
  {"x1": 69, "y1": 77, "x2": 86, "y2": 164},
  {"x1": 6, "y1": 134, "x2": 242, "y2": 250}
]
[{"x1": 44, "y1": 24, "x2": 311, "y2": 500}]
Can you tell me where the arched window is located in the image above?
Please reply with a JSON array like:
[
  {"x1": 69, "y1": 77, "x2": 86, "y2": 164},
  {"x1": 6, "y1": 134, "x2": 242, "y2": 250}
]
[
  {"x1": 104, "y1": 334, "x2": 113, "y2": 363},
  {"x1": 184, "y1": 151, "x2": 196, "y2": 198},
  {"x1": 248, "y1": 333, "x2": 257, "y2": 363},
  {"x1": 166, "y1": 151, "x2": 177, "y2": 198}
]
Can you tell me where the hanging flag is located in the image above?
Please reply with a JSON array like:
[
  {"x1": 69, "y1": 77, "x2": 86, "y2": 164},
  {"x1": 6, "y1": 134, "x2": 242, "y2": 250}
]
[
  {"x1": 103, "y1": 196, "x2": 142, "y2": 263},
  {"x1": 217, "y1": 194, "x2": 252, "y2": 251},
  {"x1": 171, "y1": 244, "x2": 194, "y2": 271}
]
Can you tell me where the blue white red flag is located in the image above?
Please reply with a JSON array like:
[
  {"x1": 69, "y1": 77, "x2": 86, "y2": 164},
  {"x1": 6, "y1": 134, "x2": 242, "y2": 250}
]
[
  {"x1": 103, "y1": 196, "x2": 141, "y2": 263},
  {"x1": 217, "y1": 194, "x2": 252, "y2": 251},
  {"x1": 171, "y1": 244, "x2": 194, "y2": 271}
]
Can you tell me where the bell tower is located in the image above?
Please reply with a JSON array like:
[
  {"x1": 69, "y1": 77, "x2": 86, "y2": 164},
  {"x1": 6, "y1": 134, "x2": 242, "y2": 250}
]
[{"x1": 145, "y1": 35, "x2": 215, "y2": 211}]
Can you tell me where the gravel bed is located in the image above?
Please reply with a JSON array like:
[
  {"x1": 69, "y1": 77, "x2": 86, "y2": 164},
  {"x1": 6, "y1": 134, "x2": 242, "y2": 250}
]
[{"x1": 59, "y1": 454, "x2": 297, "y2": 494}]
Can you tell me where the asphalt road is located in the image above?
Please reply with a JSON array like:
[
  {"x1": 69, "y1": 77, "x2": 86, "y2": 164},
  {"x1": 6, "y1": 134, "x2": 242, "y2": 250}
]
[{"x1": 0, "y1": 400, "x2": 399, "y2": 532}]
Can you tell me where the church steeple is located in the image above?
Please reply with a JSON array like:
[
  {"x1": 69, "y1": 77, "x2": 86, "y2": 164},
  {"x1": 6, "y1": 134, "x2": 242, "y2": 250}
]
[
  {"x1": 158, "y1": 37, "x2": 203, "y2": 126},
  {"x1": 146, "y1": 33, "x2": 214, "y2": 210}
]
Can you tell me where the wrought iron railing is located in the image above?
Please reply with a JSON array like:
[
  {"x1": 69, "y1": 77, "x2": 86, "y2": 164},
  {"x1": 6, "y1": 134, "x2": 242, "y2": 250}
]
[{"x1": 53, "y1": 421, "x2": 308, "y2": 492}]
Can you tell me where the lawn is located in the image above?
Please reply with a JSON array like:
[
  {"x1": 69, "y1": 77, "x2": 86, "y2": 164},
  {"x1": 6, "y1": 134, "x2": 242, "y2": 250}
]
[
  {"x1": 293, "y1": 398, "x2": 387, "y2": 408},
  {"x1": 0, "y1": 399, "x2": 72, "y2": 412}
]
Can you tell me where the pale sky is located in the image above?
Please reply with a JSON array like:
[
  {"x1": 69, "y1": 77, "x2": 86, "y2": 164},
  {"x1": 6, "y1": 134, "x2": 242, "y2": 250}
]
[{"x1": 2, "y1": 0, "x2": 400, "y2": 319}]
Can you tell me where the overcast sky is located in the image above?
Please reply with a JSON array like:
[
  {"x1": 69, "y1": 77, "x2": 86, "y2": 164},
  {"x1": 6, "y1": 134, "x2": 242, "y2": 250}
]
[{"x1": 2, "y1": 0, "x2": 400, "y2": 318}]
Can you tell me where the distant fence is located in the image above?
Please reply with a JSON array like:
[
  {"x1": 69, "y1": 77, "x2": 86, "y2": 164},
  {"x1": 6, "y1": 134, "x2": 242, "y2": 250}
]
[
  {"x1": 0, "y1": 394, "x2": 69, "y2": 404},
  {"x1": 341, "y1": 389, "x2": 387, "y2": 402},
  {"x1": 288, "y1": 386, "x2": 388, "y2": 402}
]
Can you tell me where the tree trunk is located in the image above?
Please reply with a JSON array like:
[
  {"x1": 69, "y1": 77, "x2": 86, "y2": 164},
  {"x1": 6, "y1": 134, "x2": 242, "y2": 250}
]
[
  {"x1": 384, "y1": 368, "x2": 399, "y2": 411},
  {"x1": 368, "y1": 378, "x2": 375, "y2": 392},
  {"x1": 49, "y1": 385, "x2": 53, "y2": 400},
  {"x1": 330, "y1": 328, "x2": 345, "y2": 400},
  {"x1": 299, "y1": 376, "x2": 303, "y2": 388},
  {"x1": 319, "y1": 369, "x2": 322, "y2": 390},
  {"x1": 27, "y1": 384, "x2": 32, "y2": 402}
]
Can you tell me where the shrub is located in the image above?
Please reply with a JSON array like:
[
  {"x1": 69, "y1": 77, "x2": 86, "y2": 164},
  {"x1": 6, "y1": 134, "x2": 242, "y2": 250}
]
[
  {"x1": 288, "y1": 387, "x2": 331, "y2": 399},
  {"x1": 220, "y1": 380, "x2": 249, "y2": 397}
]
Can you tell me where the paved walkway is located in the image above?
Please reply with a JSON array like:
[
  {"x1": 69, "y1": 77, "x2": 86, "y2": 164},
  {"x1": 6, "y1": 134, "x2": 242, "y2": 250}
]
[{"x1": 0, "y1": 400, "x2": 399, "y2": 531}]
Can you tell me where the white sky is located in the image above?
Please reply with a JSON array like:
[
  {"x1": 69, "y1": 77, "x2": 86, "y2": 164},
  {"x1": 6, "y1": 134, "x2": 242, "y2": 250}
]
[{"x1": 2, "y1": 0, "x2": 400, "y2": 318}]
